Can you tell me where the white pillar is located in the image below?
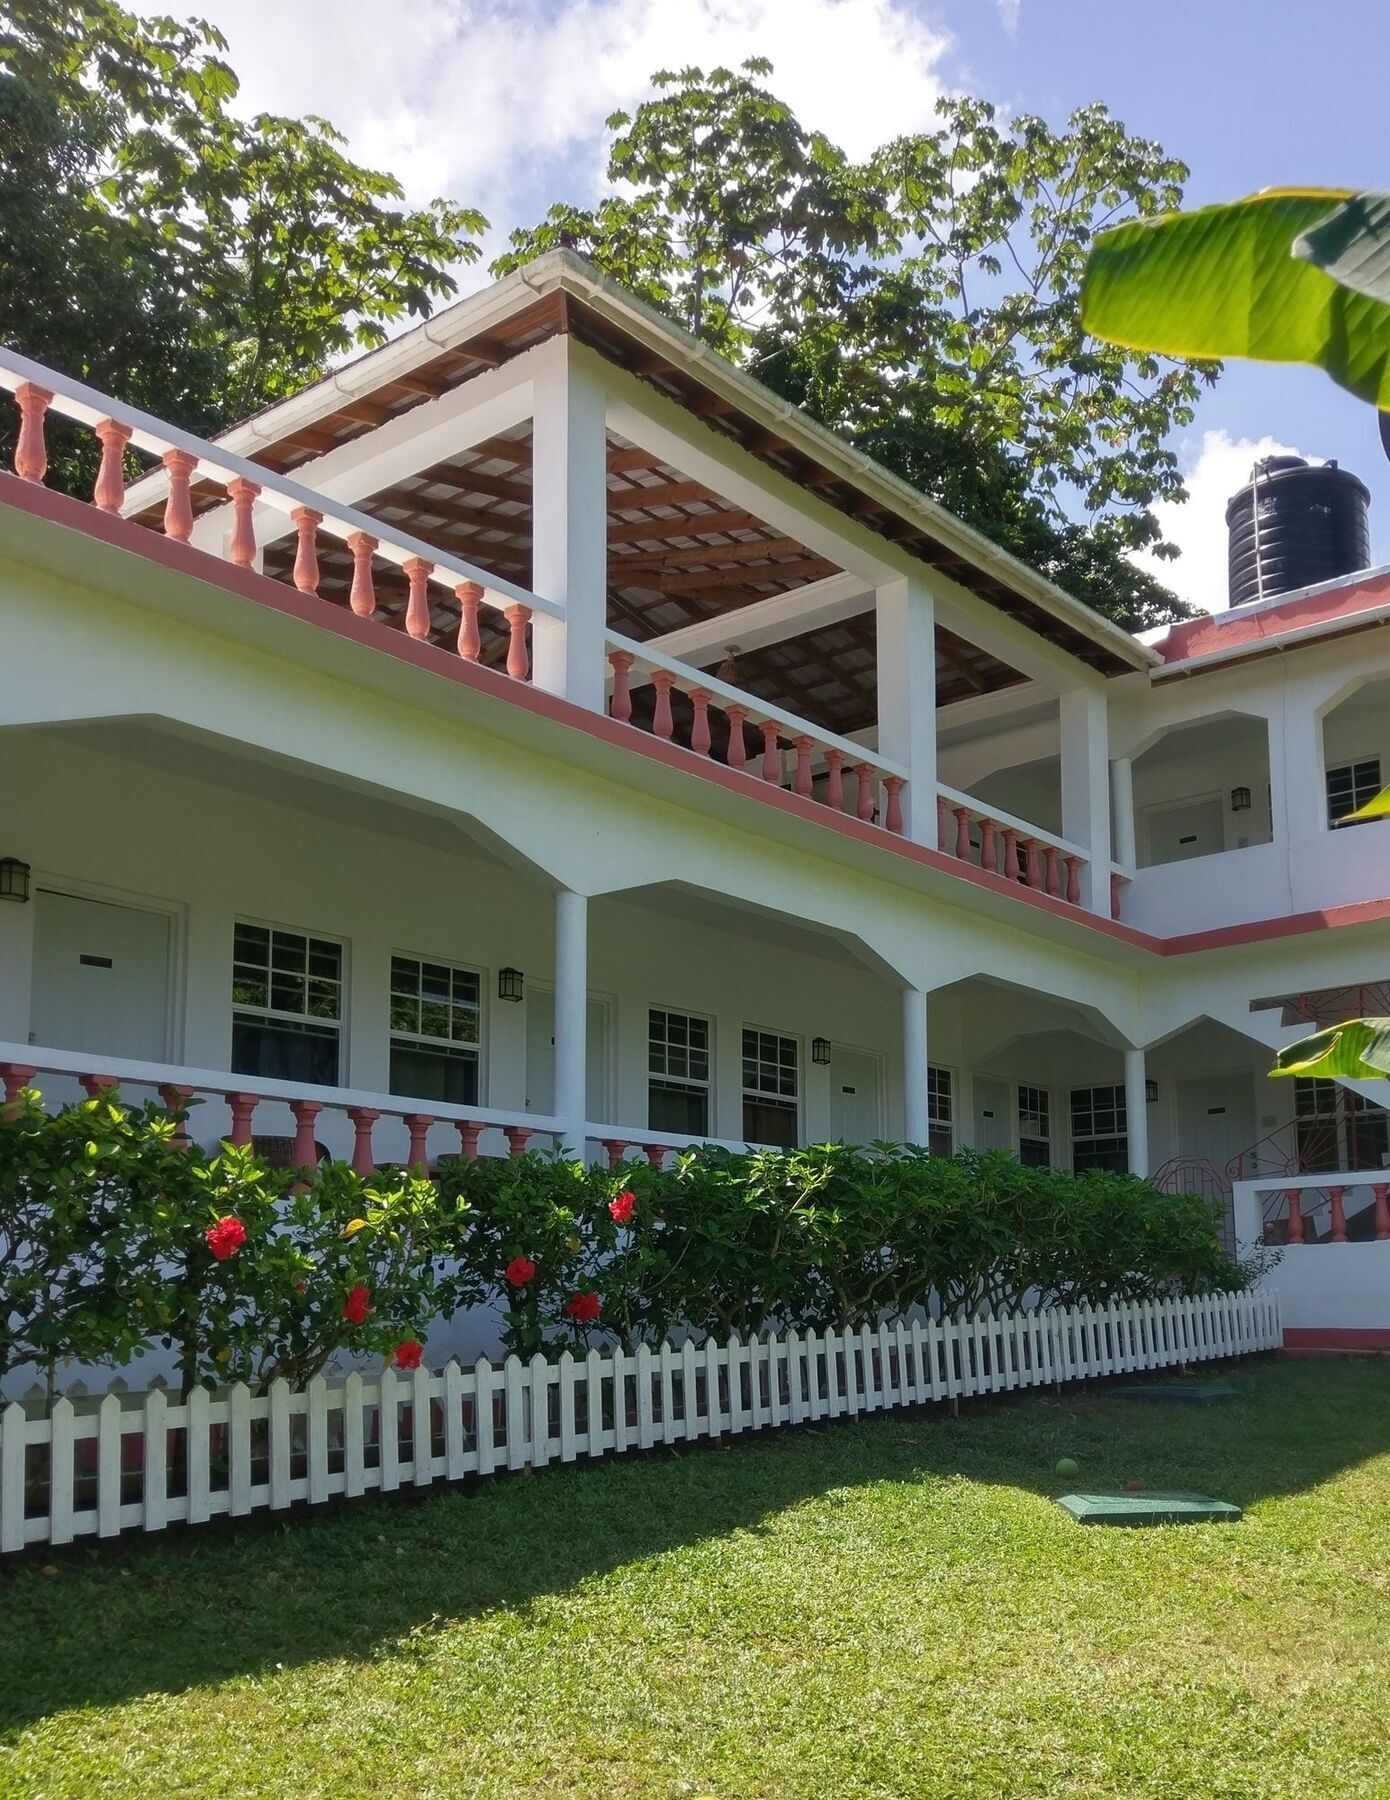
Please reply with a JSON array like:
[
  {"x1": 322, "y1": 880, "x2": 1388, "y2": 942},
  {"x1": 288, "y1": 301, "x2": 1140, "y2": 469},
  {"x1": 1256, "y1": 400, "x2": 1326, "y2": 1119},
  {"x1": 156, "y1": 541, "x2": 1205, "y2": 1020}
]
[
  {"x1": 1124, "y1": 1047, "x2": 1150, "y2": 1178},
  {"x1": 902, "y1": 986, "x2": 929, "y2": 1146},
  {"x1": 1060, "y1": 685, "x2": 1113, "y2": 912},
  {"x1": 553, "y1": 889, "x2": 588, "y2": 1158},
  {"x1": 1111, "y1": 755, "x2": 1137, "y2": 868},
  {"x1": 529, "y1": 340, "x2": 609, "y2": 712},
  {"x1": 875, "y1": 576, "x2": 937, "y2": 843}
]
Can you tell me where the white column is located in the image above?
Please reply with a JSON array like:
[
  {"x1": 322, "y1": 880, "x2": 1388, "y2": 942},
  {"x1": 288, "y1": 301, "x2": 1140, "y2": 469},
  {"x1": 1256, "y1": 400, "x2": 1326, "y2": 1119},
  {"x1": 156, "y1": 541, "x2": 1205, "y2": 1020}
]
[
  {"x1": 1111, "y1": 755, "x2": 1137, "y2": 867},
  {"x1": 553, "y1": 889, "x2": 588, "y2": 1158},
  {"x1": 1060, "y1": 685, "x2": 1113, "y2": 913},
  {"x1": 1124, "y1": 1047, "x2": 1150, "y2": 1178},
  {"x1": 529, "y1": 340, "x2": 609, "y2": 712},
  {"x1": 902, "y1": 985, "x2": 929, "y2": 1146},
  {"x1": 875, "y1": 575, "x2": 937, "y2": 843}
]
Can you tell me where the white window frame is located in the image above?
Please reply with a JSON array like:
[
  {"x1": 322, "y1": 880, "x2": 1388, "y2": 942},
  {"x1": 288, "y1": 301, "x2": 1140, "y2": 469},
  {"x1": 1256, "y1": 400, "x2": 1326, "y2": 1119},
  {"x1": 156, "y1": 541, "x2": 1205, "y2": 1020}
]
[
  {"x1": 648, "y1": 1005, "x2": 713, "y2": 1134},
  {"x1": 1017, "y1": 1083, "x2": 1052, "y2": 1166},
  {"x1": 927, "y1": 1063, "x2": 953, "y2": 1156},
  {"x1": 741, "y1": 1024, "x2": 800, "y2": 1144},
  {"x1": 388, "y1": 950, "x2": 486, "y2": 1106},
  {"x1": 1069, "y1": 1083, "x2": 1128, "y2": 1172},
  {"x1": 1326, "y1": 755, "x2": 1382, "y2": 829},
  {"x1": 231, "y1": 918, "x2": 346, "y2": 1085}
]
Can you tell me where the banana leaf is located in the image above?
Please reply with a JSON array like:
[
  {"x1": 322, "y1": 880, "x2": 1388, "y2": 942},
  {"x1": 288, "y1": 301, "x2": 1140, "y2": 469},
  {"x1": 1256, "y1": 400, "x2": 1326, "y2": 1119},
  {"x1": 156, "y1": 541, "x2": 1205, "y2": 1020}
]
[
  {"x1": 1296, "y1": 193, "x2": 1390, "y2": 305},
  {"x1": 1271, "y1": 1017, "x2": 1390, "y2": 1081}
]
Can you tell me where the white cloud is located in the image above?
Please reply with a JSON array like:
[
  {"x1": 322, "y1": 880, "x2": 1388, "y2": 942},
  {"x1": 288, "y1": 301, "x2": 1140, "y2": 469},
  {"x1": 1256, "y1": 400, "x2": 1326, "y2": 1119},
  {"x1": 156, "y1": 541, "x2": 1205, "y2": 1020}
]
[
  {"x1": 190, "y1": 0, "x2": 954, "y2": 254},
  {"x1": 995, "y1": 0, "x2": 1021, "y2": 34},
  {"x1": 1133, "y1": 429, "x2": 1308, "y2": 614}
]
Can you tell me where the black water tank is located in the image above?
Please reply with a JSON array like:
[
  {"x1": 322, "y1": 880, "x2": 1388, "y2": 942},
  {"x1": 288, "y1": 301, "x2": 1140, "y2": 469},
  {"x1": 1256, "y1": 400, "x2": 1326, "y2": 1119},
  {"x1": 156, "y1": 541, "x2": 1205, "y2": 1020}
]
[{"x1": 1225, "y1": 455, "x2": 1370, "y2": 608}]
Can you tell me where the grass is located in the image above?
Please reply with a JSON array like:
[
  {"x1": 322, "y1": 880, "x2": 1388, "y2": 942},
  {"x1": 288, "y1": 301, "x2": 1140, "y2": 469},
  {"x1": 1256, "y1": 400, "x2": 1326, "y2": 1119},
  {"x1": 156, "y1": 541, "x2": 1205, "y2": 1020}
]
[{"x1": 2, "y1": 1358, "x2": 1390, "y2": 1798}]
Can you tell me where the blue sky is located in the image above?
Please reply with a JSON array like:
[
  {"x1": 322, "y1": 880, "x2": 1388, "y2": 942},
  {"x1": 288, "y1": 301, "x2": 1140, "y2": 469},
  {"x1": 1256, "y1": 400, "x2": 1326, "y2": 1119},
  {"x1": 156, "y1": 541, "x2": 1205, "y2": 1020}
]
[{"x1": 194, "y1": 0, "x2": 1387, "y2": 611}]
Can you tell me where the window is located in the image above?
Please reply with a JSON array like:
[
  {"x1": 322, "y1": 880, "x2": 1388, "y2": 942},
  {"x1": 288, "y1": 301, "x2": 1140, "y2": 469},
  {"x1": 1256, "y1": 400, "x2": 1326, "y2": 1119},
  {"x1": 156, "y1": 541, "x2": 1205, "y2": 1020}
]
[
  {"x1": 927, "y1": 1065, "x2": 953, "y2": 1156},
  {"x1": 231, "y1": 922, "x2": 342, "y2": 1086},
  {"x1": 1070, "y1": 1084, "x2": 1128, "y2": 1173},
  {"x1": 1327, "y1": 757, "x2": 1381, "y2": 828},
  {"x1": 389, "y1": 955, "x2": 481, "y2": 1105},
  {"x1": 742, "y1": 1027, "x2": 798, "y2": 1148},
  {"x1": 1295, "y1": 1076, "x2": 1388, "y2": 1172},
  {"x1": 1018, "y1": 1084, "x2": 1051, "y2": 1167},
  {"x1": 649, "y1": 1008, "x2": 711, "y2": 1135}
]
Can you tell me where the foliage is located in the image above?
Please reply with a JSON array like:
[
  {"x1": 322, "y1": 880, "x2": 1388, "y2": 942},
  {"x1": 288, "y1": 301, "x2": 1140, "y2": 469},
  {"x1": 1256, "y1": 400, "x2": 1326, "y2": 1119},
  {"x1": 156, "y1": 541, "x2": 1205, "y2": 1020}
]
[
  {"x1": 497, "y1": 62, "x2": 1212, "y2": 629},
  {"x1": 1082, "y1": 188, "x2": 1390, "y2": 408},
  {"x1": 0, "y1": 0, "x2": 485, "y2": 486},
  {"x1": 1271, "y1": 1016, "x2": 1390, "y2": 1083}
]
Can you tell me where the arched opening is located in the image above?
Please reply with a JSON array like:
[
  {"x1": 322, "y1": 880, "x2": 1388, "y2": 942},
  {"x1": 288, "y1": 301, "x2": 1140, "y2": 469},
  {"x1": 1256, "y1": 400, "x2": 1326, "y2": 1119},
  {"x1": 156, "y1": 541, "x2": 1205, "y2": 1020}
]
[{"x1": 1131, "y1": 713, "x2": 1272, "y2": 867}]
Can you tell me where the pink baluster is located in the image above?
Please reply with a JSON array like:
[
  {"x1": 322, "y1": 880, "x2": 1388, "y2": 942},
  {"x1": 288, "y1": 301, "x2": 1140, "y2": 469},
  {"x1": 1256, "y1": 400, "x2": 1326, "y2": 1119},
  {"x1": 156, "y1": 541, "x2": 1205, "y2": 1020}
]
[
  {"x1": 1065, "y1": 855, "x2": 1082, "y2": 906},
  {"x1": 937, "y1": 795, "x2": 949, "y2": 851},
  {"x1": 79, "y1": 1073, "x2": 120, "y2": 1099},
  {"x1": 1110, "y1": 872, "x2": 1122, "y2": 920},
  {"x1": 725, "y1": 704, "x2": 748, "y2": 771},
  {"x1": 225, "y1": 476, "x2": 260, "y2": 568},
  {"x1": 883, "y1": 776, "x2": 905, "y2": 835},
  {"x1": 603, "y1": 1139, "x2": 629, "y2": 1170},
  {"x1": 1043, "y1": 846, "x2": 1061, "y2": 897},
  {"x1": 455, "y1": 581, "x2": 483, "y2": 662},
  {"x1": 12, "y1": 382, "x2": 52, "y2": 482},
  {"x1": 157, "y1": 1082, "x2": 196, "y2": 1148},
  {"x1": 0, "y1": 1063, "x2": 37, "y2": 1111},
  {"x1": 93, "y1": 418, "x2": 133, "y2": 512},
  {"x1": 403, "y1": 557, "x2": 433, "y2": 640},
  {"x1": 162, "y1": 448, "x2": 197, "y2": 543},
  {"x1": 690, "y1": 689, "x2": 713, "y2": 756},
  {"x1": 1328, "y1": 1186, "x2": 1348, "y2": 1243},
  {"x1": 651, "y1": 669, "x2": 675, "y2": 739},
  {"x1": 1285, "y1": 1187, "x2": 1304, "y2": 1245},
  {"x1": 456, "y1": 1120, "x2": 484, "y2": 1160},
  {"x1": 225, "y1": 1091, "x2": 259, "y2": 1147},
  {"x1": 291, "y1": 506, "x2": 321, "y2": 595},
  {"x1": 289, "y1": 1098, "x2": 324, "y2": 1170},
  {"x1": 1372, "y1": 1183, "x2": 1390, "y2": 1242},
  {"x1": 1025, "y1": 839, "x2": 1043, "y2": 888},
  {"x1": 1002, "y1": 828, "x2": 1020, "y2": 881},
  {"x1": 403, "y1": 1113, "x2": 434, "y2": 1171},
  {"x1": 347, "y1": 531, "x2": 377, "y2": 617},
  {"x1": 504, "y1": 1125, "x2": 532, "y2": 1156},
  {"x1": 953, "y1": 806, "x2": 972, "y2": 860},
  {"x1": 825, "y1": 749, "x2": 845, "y2": 811},
  {"x1": 793, "y1": 736, "x2": 813, "y2": 799},
  {"x1": 761, "y1": 722, "x2": 781, "y2": 783},
  {"x1": 980, "y1": 819, "x2": 997, "y2": 873},
  {"x1": 854, "y1": 764, "x2": 875, "y2": 822},
  {"x1": 505, "y1": 604, "x2": 531, "y2": 681},
  {"x1": 644, "y1": 1143, "x2": 669, "y2": 1169},
  {"x1": 348, "y1": 1106, "x2": 380, "y2": 1176},
  {"x1": 609, "y1": 649, "x2": 635, "y2": 723}
]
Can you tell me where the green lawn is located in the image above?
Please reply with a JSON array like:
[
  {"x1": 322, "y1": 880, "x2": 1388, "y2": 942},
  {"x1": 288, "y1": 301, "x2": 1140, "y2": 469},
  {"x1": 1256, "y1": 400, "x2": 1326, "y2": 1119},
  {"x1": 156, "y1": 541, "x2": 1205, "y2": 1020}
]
[{"x1": 2, "y1": 1358, "x2": 1389, "y2": 1798}]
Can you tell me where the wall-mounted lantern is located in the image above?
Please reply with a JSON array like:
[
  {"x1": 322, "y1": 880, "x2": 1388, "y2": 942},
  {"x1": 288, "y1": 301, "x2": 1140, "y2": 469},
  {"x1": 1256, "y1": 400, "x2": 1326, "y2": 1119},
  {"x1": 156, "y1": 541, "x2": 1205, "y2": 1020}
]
[
  {"x1": 811, "y1": 1037, "x2": 832, "y2": 1065},
  {"x1": 1230, "y1": 786, "x2": 1252, "y2": 812},
  {"x1": 497, "y1": 966, "x2": 525, "y2": 1003},
  {"x1": 1145, "y1": 1079, "x2": 1159, "y2": 1104},
  {"x1": 0, "y1": 858, "x2": 31, "y2": 903}
]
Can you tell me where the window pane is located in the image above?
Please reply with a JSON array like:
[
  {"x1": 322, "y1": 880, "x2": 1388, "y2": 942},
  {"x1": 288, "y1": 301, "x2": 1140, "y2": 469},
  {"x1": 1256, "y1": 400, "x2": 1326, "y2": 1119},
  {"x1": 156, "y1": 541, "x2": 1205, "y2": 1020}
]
[
  {"x1": 743, "y1": 1096, "x2": 798, "y2": 1148},
  {"x1": 649, "y1": 1079, "x2": 709, "y2": 1135},
  {"x1": 390, "y1": 1040, "x2": 478, "y2": 1106},
  {"x1": 232, "y1": 1015, "x2": 339, "y2": 1087}
]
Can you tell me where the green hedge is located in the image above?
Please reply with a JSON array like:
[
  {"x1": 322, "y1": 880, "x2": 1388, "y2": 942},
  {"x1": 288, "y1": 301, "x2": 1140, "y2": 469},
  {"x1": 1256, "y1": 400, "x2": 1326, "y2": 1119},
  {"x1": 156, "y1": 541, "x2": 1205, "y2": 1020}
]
[{"x1": 1, "y1": 1090, "x2": 1251, "y2": 1390}]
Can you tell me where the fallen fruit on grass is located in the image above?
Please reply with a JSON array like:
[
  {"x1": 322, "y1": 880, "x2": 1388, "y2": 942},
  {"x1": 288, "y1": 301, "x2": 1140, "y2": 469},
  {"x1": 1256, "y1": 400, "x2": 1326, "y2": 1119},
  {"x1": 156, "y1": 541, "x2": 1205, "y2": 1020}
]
[{"x1": 1055, "y1": 1457, "x2": 1079, "y2": 1477}]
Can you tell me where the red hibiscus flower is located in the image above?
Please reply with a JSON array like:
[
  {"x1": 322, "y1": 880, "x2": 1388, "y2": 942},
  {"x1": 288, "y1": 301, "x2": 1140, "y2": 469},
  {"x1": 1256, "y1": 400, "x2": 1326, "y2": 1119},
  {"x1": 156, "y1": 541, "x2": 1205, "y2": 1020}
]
[
  {"x1": 564, "y1": 1291, "x2": 601, "y2": 1324},
  {"x1": 205, "y1": 1216, "x2": 247, "y2": 1261},
  {"x1": 505, "y1": 1255, "x2": 537, "y2": 1287},
  {"x1": 342, "y1": 1283, "x2": 371, "y2": 1325},
  {"x1": 608, "y1": 1190, "x2": 636, "y2": 1226},
  {"x1": 393, "y1": 1339, "x2": 424, "y2": 1371}
]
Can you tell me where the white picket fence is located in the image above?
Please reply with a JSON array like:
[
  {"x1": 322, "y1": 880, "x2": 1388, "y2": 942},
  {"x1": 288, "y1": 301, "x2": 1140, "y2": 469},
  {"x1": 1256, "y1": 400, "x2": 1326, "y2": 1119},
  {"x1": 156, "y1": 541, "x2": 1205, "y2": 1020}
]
[{"x1": 1, "y1": 1290, "x2": 1281, "y2": 1552}]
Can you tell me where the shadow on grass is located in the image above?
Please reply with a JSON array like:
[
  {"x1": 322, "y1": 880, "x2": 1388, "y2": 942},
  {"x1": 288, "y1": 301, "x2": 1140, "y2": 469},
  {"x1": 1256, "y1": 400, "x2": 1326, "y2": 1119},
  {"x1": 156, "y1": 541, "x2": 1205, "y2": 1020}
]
[{"x1": 1, "y1": 1355, "x2": 1387, "y2": 1738}]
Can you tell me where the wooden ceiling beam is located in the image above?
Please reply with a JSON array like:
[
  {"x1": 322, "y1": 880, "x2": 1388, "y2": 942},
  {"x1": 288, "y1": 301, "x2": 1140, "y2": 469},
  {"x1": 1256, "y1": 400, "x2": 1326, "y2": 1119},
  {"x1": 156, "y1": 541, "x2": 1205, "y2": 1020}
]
[
  {"x1": 613, "y1": 535, "x2": 813, "y2": 573},
  {"x1": 608, "y1": 479, "x2": 719, "y2": 512},
  {"x1": 606, "y1": 505, "x2": 767, "y2": 544},
  {"x1": 654, "y1": 558, "x2": 838, "y2": 595}
]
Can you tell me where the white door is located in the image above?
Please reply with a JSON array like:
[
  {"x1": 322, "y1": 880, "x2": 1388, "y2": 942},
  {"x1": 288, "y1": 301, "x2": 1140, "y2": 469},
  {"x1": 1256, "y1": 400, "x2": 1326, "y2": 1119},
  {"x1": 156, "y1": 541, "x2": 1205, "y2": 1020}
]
[
  {"x1": 30, "y1": 890, "x2": 171, "y2": 1060},
  {"x1": 974, "y1": 1077, "x2": 1013, "y2": 1152},
  {"x1": 524, "y1": 988, "x2": 610, "y2": 1121},
  {"x1": 1177, "y1": 1072, "x2": 1256, "y2": 1170},
  {"x1": 829, "y1": 1045, "x2": 882, "y2": 1144},
  {"x1": 1145, "y1": 795, "x2": 1225, "y2": 865}
]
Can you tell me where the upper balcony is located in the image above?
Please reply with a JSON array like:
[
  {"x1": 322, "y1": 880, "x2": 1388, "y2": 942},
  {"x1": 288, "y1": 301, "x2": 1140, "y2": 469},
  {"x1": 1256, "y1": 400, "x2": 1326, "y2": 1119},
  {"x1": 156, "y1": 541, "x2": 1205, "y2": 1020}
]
[{"x1": 2, "y1": 254, "x2": 1158, "y2": 936}]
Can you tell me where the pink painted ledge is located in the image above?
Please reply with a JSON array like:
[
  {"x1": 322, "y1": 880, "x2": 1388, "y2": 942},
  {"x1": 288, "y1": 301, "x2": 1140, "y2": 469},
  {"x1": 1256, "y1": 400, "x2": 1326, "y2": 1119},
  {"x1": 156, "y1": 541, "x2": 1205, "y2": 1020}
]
[{"x1": 8, "y1": 471, "x2": 1390, "y2": 962}]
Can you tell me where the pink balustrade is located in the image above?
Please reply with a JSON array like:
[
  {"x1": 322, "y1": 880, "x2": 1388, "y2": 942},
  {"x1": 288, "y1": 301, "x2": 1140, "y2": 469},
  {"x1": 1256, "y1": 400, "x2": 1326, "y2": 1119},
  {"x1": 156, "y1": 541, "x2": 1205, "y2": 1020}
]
[
  {"x1": 1257, "y1": 1178, "x2": 1390, "y2": 1246},
  {"x1": 934, "y1": 785, "x2": 1090, "y2": 908},
  {"x1": 0, "y1": 354, "x2": 546, "y2": 685},
  {"x1": 605, "y1": 638, "x2": 907, "y2": 836}
]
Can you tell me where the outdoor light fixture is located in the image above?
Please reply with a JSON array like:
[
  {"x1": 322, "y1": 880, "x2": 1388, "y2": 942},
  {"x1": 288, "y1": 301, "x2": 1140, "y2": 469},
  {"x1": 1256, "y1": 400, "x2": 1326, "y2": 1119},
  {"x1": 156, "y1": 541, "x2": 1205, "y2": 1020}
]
[
  {"x1": 1230, "y1": 786, "x2": 1252, "y2": 812},
  {"x1": 0, "y1": 858, "x2": 31, "y2": 903},
  {"x1": 811, "y1": 1037, "x2": 832, "y2": 1065},
  {"x1": 1146, "y1": 1079, "x2": 1159, "y2": 1104},
  {"x1": 497, "y1": 966, "x2": 524, "y2": 1003}
]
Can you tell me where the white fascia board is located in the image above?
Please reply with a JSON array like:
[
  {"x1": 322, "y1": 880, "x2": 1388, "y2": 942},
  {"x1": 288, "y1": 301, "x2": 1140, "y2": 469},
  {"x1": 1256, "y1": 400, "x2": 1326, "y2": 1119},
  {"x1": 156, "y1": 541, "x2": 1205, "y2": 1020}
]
[
  {"x1": 182, "y1": 346, "x2": 544, "y2": 554},
  {"x1": 644, "y1": 572, "x2": 872, "y2": 668}
]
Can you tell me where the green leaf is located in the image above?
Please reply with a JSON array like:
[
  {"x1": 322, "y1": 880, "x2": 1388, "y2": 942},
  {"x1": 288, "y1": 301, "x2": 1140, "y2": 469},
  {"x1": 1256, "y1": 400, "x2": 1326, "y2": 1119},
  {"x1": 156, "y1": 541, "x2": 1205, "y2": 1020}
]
[
  {"x1": 1295, "y1": 193, "x2": 1390, "y2": 305},
  {"x1": 1271, "y1": 1017, "x2": 1390, "y2": 1081},
  {"x1": 1082, "y1": 189, "x2": 1390, "y2": 407}
]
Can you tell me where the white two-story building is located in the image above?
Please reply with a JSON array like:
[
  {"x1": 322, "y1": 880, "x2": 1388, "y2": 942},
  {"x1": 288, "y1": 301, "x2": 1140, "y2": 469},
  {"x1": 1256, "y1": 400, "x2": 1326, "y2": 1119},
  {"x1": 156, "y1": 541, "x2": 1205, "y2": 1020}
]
[{"x1": 3, "y1": 251, "x2": 1388, "y2": 1347}]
